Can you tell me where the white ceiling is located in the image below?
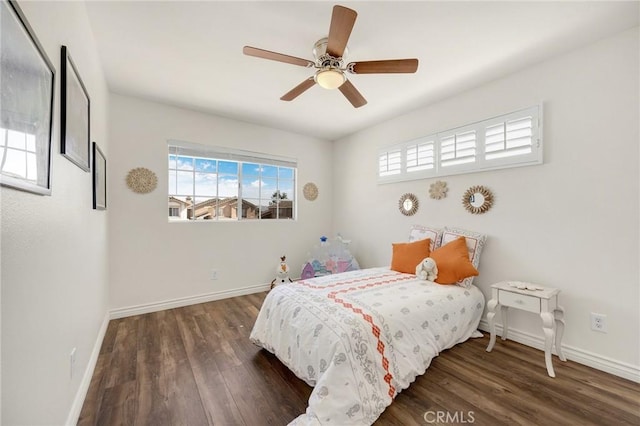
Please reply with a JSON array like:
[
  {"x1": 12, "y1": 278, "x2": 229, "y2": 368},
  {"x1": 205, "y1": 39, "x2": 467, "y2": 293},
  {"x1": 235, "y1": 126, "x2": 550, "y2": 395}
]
[{"x1": 84, "y1": 1, "x2": 639, "y2": 140}]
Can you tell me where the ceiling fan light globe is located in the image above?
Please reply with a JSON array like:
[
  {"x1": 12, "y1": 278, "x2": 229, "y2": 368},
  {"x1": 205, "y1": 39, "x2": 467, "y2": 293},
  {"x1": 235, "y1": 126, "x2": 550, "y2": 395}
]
[{"x1": 315, "y1": 69, "x2": 346, "y2": 90}]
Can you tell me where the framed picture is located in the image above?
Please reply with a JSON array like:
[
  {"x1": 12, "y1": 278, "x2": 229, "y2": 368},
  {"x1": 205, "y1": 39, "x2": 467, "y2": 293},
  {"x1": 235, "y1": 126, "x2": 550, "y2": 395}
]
[
  {"x1": 92, "y1": 142, "x2": 106, "y2": 210},
  {"x1": 61, "y1": 45, "x2": 90, "y2": 171},
  {"x1": 0, "y1": 0, "x2": 55, "y2": 195}
]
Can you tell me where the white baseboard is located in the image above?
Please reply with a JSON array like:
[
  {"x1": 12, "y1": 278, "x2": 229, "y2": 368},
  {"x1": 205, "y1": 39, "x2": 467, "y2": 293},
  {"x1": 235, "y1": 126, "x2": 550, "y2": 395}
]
[
  {"x1": 478, "y1": 319, "x2": 640, "y2": 383},
  {"x1": 109, "y1": 283, "x2": 271, "y2": 319},
  {"x1": 65, "y1": 312, "x2": 110, "y2": 426}
]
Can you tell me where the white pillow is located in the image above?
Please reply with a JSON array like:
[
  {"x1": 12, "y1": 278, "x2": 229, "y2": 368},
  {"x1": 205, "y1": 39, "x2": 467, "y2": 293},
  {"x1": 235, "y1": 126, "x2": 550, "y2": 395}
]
[
  {"x1": 408, "y1": 225, "x2": 443, "y2": 252},
  {"x1": 442, "y1": 227, "x2": 487, "y2": 288}
]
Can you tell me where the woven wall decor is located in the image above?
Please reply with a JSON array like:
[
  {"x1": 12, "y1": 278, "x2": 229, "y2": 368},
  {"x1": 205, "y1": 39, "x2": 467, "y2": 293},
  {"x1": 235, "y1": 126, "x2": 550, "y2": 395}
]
[
  {"x1": 303, "y1": 182, "x2": 319, "y2": 201},
  {"x1": 429, "y1": 180, "x2": 448, "y2": 200},
  {"x1": 126, "y1": 167, "x2": 157, "y2": 194}
]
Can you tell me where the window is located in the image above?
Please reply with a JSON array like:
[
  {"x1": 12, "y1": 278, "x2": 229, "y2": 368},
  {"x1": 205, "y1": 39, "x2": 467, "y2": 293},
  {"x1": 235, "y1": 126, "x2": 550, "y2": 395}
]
[
  {"x1": 168, "y1": 141, "x2": 296, "y2": 221},
  {"x1": 378, "y1": 105, "x2": 542, "y2": 183}
]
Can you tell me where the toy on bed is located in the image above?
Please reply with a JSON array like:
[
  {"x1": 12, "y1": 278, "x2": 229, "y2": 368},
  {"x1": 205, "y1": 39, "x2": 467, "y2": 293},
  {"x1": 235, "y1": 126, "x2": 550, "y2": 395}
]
[
  {"x1": 301, "y1": 234, "x2": 360, "y2": 279},
  {"x1": 270, "y1": 255, "x2": 293, "y2": 289},
  {"x1": 416, "y1": 257, "x2": 438, "y2": 281}
]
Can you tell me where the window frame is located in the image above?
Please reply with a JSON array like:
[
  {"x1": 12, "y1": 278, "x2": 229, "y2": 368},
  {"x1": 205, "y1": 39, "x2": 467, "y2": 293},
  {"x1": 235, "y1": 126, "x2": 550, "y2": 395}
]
[
  {"x1": 378, "y1": 105, "x2": 542, "y2": 184},
  {"x1": 168, "y1": 140, "x2": 297, "y2": 222}
]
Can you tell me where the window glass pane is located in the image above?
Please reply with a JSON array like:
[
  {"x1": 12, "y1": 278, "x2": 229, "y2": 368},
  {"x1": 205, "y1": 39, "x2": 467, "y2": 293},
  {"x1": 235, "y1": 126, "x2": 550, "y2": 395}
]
[
  {"x1": 242, "y1": 162, "x2": 260, "y2": 177},
  {"x1": 195, "y1": 172, "x2": 217, "y2": 196},
  {"x1": 277, "y1": 200, "x2": 294, "y2": 219},
  {"x1": 203, "y1": 196, "x2": 232, "y2": 221},
  {"x1": 169, "y1": 155, "x2": 177, "y2": 169},
  {"x1": 262, "y1": 178, "x2": 279, "y2": 200},
  {"x1": 242, "y1": 175, "x2": 261, "y2": 199},
  {"x1": 241, "y1": 198, "x2": 261, "y2": 219},
  {"x1": 195, "y1": 158, "x2": 216, "y2": 172},
  {"x1": 218, "y1": 160, "x2": 238, "y2": 174},
  {"x1": 261, "y1": 165, "x2": 277, "y2": 178},
  {"x1": 176, "y1": 170, "x2": 194, "y2": 194},
  {"x1": 168, "y1": 170, "x2": 177, "y2": 194},
  {"x1": 278, "y1": 182, "x2": 294, "y2": 200},
  {"x1": 218, "y1": 175, "x2": 238, "y2": 198},
  {"x1": 279, "y1": 167, "x2": 294, "y2": 179},
  {"x1": 176, "y1": 156, "x2": 194, "y2": 170},
  {"x1": 191, "y1": 196, "x2": 217, "y2": 220}
]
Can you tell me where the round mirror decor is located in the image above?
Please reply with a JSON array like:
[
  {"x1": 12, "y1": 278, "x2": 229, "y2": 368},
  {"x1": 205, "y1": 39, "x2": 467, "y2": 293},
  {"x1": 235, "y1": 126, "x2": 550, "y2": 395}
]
[
  {"x1": 126, "y1": 167, "x2": 158, "y2": 194},
  {"x1": 398, "y1": 193, "x2": 419, "y2": 216},
  {"x1": 429, "y1": 180, "x2": 448, "y2": 200},
  {"x1": 462, "y1": 185, "x2": 494, "y2": 214},
  {"x1": 303, "y1": 182, "x2": 319, "y2": 201}
]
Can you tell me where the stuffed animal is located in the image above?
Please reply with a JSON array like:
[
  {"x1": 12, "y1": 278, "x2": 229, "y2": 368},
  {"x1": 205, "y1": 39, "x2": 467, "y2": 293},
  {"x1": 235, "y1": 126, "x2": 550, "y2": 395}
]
[
  {"x1": 416, "y1": 257, "x2": 438, "y2": 282},
  {"x1": 271, "y1": 255, "x2": 293, "y2": 289}
]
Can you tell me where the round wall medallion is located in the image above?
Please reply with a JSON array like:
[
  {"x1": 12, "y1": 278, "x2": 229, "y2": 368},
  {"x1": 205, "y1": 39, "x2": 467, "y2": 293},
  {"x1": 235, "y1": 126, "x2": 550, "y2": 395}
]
[
  {"x1": 398, "y1": 193, "x2": 419, "y2": 216},
  {"x1": 462, "y1": 185, "x2": 494, "y2": 214},
  {"x1": 303, "y1": 182, "x2": 319, "y2": 201},
  {"x1": 429, "y1": 180, "x2": 448, "y2": 200},
  {"x1": 126, "y1": 167, "x2": 158, "y2": 194}
]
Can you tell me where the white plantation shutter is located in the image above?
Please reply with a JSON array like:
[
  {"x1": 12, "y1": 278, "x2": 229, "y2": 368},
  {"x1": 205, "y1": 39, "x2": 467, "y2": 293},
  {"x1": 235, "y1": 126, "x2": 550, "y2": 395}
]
[
  {"x1": 485, "y1": 116, "x2": 533, "y2": 160},
  {"x1": 406, "y1": 140, "x2": 434, "y2": 172},
  {"x1": 379, "y1": 149, "x2": 401, "y2": 176},
  {"x1": 440, "y1": 130, "x2": 476, "y2": 168},
  {"x1": 378, "y1": 105, "x2": 542, "y2": 183}
]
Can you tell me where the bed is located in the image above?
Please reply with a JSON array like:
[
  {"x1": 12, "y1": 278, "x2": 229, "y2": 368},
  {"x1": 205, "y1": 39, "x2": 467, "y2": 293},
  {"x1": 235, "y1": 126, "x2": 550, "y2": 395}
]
[
  {"x1": 251, "y1": 226, "x2": 488, "y2": 424},
  {"x1": 250, "y1": 266, "x2": 485, "y2": 425}
]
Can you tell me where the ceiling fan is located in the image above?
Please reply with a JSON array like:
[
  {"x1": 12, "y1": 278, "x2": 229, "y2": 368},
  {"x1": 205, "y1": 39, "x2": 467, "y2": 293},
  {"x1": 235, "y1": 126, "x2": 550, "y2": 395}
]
[{"x1": 243, "y1": 5, "x2": 419, "y2": 108}]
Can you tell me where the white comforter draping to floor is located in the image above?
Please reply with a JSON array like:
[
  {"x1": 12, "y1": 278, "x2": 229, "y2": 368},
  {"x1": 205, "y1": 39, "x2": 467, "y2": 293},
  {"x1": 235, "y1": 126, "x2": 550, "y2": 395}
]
[{"x1": 250, "y1": 268, "x2": 485, "y2": 425}]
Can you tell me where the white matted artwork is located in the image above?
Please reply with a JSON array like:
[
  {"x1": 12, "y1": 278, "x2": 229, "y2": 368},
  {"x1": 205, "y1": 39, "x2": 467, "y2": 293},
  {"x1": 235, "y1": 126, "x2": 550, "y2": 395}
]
[{"x1": 60, "y1": 45, "x2": 90, "y2": 172}]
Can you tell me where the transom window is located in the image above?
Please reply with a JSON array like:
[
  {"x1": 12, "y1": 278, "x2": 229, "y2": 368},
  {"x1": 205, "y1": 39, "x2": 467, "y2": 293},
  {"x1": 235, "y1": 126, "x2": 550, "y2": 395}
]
[
  {"x1": 378, "y1": 105, "x2": 542, "y2": 183},
  {"x1": 168, "y1": 141, "x2": 296, "y2": 221}
]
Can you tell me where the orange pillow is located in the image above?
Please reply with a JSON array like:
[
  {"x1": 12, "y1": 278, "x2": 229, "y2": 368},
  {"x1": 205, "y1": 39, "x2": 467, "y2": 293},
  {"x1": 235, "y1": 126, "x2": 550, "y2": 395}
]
[
  {"x1": 430, "y1": 236, "x2": 479, "y2": 285},
  {"x1": 390, "y1": 238, "x2": 431, "y2": 274}
]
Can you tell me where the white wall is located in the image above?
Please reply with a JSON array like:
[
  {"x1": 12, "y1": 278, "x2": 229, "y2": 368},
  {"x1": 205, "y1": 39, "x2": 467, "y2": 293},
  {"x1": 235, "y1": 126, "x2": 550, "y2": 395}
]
[
  {"x1": 108, "y1": 94, "x2": 333, "y2": 311},
  {"x1": 1, "y1": 2, "x2": 110, "y2": 425},
  {"x1": 333, "y1": 28, "x2": 639, "y2": 374}
]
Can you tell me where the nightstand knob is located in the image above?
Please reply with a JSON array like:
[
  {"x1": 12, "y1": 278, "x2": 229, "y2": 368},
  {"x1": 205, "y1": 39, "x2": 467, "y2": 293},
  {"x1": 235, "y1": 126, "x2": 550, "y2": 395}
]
[{"x1": 515, "y1": 299, "x2": 524, "y2": 304}]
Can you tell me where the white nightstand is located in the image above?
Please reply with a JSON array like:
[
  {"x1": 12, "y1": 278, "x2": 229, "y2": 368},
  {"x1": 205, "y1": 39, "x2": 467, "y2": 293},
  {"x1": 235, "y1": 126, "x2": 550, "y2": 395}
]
[{"x1": 486, "y1": 281, "x2": 566, "y2": 377}]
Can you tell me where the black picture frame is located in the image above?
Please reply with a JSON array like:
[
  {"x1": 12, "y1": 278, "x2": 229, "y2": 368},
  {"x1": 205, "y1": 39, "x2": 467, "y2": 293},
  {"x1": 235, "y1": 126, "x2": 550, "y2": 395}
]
[
  {"x1": 61, "y1": 45, "x2": 90, "y2": 172},
  {"x1": 92, "y1": 142, "x2": 106, "y2": 210},
  {"x1": 0, "y1": 0, "x2": 55, "y2": 195}
]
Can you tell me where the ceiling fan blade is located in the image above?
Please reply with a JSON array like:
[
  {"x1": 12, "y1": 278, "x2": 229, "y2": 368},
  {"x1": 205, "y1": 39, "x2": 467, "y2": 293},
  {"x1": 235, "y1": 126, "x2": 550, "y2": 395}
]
[
  {"x1": 243, "y1": 46, "x2": 314, "y2": 68},
  {"x1": 326, "y1": 5, "x2": 357, "y2": 58},
  {"x1": 281, "y1": 77, "x2": 316, "y2": 101},
  {"x1": 348, "y1": 59, "x2": 419, "y2": 74},
  {"x1": 338, "y1": 79, "x2": 367, "y2": 108}
]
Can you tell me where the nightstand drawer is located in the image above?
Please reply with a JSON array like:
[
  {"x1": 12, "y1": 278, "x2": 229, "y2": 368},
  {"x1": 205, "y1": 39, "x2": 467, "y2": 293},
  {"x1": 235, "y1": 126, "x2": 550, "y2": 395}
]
[{"x1": 498, "y1": 290, "x2": 540, "y2": 313}]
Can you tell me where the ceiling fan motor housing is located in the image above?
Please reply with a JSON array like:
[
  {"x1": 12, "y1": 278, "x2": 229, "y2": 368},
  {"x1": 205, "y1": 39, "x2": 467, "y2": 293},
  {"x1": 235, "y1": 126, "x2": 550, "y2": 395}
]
[{"x1": 313, "y1": 37, "x2": 346, "y2": 70}]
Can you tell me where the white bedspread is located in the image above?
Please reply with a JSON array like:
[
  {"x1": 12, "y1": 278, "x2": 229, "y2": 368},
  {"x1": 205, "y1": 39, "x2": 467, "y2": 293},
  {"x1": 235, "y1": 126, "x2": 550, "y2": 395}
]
[{"x1": 250, "y1": 267, "x2": 485, "y2": 425}]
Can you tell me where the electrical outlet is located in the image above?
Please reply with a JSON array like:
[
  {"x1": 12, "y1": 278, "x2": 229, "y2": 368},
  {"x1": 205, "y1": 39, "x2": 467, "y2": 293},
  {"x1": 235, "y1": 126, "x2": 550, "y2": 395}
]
[
  {"x1": 70, "y1": 347, "x2": 77, "y2": 379},
  {"x1": 210, "y1": 269, "x2": 218, "y2": 280},
  {"x1": 591, "y1": 313, "x2": 607, "y2": 333}
]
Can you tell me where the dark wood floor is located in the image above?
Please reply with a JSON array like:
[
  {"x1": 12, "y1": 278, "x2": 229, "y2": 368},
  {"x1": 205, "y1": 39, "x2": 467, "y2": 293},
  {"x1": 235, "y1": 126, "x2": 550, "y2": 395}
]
[{"x1": 79, "y1": 292, "x2": 640, "y2": 426}]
